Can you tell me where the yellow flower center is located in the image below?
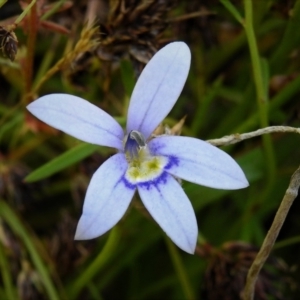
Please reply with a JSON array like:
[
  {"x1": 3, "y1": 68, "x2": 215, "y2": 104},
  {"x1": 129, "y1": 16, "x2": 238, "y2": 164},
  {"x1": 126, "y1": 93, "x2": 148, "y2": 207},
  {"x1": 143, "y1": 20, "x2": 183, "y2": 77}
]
[
  {"x1": 125, "y1": 148, "x2": 167, "y2": 184},
  {"x1": 123, "y1": 131, "x2": 167, "y2": 184}
]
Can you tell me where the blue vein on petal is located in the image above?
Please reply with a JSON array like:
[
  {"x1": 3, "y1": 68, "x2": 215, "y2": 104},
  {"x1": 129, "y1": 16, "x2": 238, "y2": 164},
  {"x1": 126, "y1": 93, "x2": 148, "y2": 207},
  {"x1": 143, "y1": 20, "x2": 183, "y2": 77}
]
[
  {"x1": 141, "y1": 173, "x2": 195, "y2": 251},
  {"x1": 32, "y1": 106, "x2": 123, "y2": 140},
  {"x1": 121, "y1": 155, "x2": 179, "y2": 190},
  {"x1": 136, "y1": 46, "x2": 181, "y2": 133},
  {"x1": 150, "y1": 140, "x2": 247, "y2": 185}
]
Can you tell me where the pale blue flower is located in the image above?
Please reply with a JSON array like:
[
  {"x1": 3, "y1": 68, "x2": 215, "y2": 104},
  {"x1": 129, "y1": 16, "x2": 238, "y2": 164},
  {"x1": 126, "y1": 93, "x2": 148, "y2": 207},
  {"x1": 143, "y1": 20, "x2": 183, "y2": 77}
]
[{"x1": 27, "y1": 42, "x2": 248, "y2": 254}]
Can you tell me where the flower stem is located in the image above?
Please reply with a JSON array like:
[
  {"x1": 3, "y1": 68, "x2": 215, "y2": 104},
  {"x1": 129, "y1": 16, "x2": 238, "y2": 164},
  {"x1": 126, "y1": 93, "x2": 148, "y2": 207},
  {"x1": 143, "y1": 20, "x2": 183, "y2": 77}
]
[
  {"x1": 242, "y1": 165, "x2": 300, "y2": 299},
  {"x1": 40, "y1": 0, "x2": 66, "y2": 21},
  {"x1": 165, "y1": 238, "x2": 195, "y2": 300},
  {"x1": 0, "y1": 242, "x2": 16, "y2": 300},
  {"x1": 14, "y1": 0, "x2": 37, "y2": 25},
  {"x1": 243, "y1": 0, "x2": 276, "y2": 203},
  {"x1": 244, "y1": 1, "x2": 266, "y2": 108}
]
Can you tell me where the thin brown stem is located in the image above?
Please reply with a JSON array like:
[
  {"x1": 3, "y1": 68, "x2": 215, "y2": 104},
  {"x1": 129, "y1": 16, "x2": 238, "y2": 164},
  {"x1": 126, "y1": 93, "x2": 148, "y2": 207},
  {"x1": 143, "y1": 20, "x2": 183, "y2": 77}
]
[
  {"x1": 207, "y1": 126, "x2": 300, "y2": 146},
  {"x1": 242, "y1": 165, "x2": 300, "y2": 300}
]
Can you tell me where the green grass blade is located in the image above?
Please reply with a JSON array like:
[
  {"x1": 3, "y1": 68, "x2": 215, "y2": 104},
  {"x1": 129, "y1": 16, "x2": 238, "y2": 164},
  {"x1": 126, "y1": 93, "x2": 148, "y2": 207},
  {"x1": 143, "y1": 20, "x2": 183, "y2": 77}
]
[
  {"x1": 0, "y1": 243, "x2": 16, "y2": 300},
  {"x1": 220, "y1": 0, "x2": 244, "y2": 25},
  {"x1": 0, "y1": 201, "x2": 60, "y2": 300},
  {"x1": 0, "y1": 0, "x2": 7, "y2": 8},
  {"x1": 25, "y1": 143, "x2": 99, "y2": 182}
]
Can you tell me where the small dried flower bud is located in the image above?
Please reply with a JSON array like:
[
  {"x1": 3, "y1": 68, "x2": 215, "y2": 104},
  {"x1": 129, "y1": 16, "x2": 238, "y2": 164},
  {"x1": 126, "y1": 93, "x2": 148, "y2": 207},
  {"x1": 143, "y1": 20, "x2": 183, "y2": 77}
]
[
  {"x1": 200, "y1": 241, "x2": 291, "y2": 300},
  {"x1": 0, "y1": 26, "x2": 18, "y2": 61}
]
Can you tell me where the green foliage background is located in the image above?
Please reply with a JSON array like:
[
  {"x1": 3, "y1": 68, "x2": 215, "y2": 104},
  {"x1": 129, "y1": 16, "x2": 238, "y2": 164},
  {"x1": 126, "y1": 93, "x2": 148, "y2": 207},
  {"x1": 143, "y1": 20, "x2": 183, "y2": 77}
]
[{"x1": 0, "y1": 0, "x2": 300, "y2": 299}]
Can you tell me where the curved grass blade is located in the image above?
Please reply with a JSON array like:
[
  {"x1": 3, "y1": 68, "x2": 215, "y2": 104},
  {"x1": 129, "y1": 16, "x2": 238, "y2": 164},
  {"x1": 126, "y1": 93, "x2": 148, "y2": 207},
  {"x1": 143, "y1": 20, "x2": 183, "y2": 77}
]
[
  {"x1": 0, "y1": 0, "x2": 7, "y2": 9},
  {"x1": 0, "y1": 200, "x2": 60, "y2": 300},
  {"x1": 0, "y1": 242, "x2": 16, "y2": 300},
  {"x1": 220, "y1": 0, "x2": 244, "y2": 25},
  {"x1": 25, "y1": 143, "x2": 99, "y2": 182}
]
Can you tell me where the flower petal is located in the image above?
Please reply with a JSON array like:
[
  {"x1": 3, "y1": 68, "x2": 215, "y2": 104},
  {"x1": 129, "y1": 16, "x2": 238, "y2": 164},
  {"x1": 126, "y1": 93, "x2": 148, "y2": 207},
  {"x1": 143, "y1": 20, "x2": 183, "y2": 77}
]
[
  {"x1": 137, "y1": 173, "x2": 198, "y2": 254},
  {"x1": 27, "y1": 94, "x2": 124, "y2": 149},
  {"x1": 126, "y1": 42, "x2": 191, "y2": 139},
  {"x1": 75, "y1": 153, "x2": 136, "y2": 240},
  {"x1": 149, "y1": 136, "x2": 249, "y2": 189}
]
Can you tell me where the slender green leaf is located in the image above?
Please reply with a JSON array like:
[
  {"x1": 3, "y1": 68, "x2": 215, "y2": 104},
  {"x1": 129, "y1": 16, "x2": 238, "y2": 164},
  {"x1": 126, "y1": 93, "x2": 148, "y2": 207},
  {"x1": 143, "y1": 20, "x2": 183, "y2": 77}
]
[
  {"x1": 0, "y1": 0, "x2": 7, "y2": 8},
  {"x1": 165, "y1": 238, "x2": 195, "y2": 300},
  {"x1": 15, "y1": 0, "x2": 37, "y2": 25},
  {"x1": 120, "y1": 59, "x2": 136, "y2": 97},
  {"x1": 0, "y1": 200, "x2": 60, "y2": 300},
  {"x1": 0, "y1": 243, "x2": 16, "y2": 300},
  {"x1": 270, "y1": 0, "x2": 300, "y2": 73},
  {"x1": 220, "y1": 0, "x2": 244, "y2": 25},
  {"x1": 25, "y1": 143, "x2": 99, "y2": 182},
  {"x1": 274, "y1": 235, "x2": 300, "y2": 250},
  {"x1": 0, "y1": 113, "x2": 23, "y2": 143},
  {"x1": 41, "y1": 0, "x2": 68, "y2": 21},
  {"x1": 260, "y1": 57, "x2": 269, "y2": 101}
]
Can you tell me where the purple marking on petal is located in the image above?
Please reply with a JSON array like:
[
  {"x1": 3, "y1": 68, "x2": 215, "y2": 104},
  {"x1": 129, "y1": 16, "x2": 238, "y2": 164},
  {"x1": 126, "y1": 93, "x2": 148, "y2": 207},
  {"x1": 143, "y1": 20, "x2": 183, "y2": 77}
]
[
  {"x1": 164, "y1": 155, "x2": 179, "y2": 170},
  {"x1": 137, "y1": 171, "x2": 169, "y2": 190},
  {"x1": 122, "y1": 170, "x2": 169, "y2": 191},
  {"x1": 149, "y1": 136, "x2": 249, "y2": 189},
  {"x1": 75, "y1": 153, "x2": 135, "y2": 240},
  {"x1": 122, "y1": 155, "x2": 179, "y2": 190},
  {"x1": 137, "y1": 172, "x2": 198, "y2": 253},
  {"x1": 148, "y1": 139, "x2": 165, "y2": 153},
  {"x1": 121, "y1": 176, "x2": 137, "y2": 190}
]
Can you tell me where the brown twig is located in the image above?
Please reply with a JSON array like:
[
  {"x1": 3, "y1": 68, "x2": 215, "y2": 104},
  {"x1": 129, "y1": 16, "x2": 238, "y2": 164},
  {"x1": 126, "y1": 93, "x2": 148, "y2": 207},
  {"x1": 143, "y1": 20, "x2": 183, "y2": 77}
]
[
  {"x1": 207, "y1": 126, "x2": 300, "y2": 146},
  {"x1": 241, "y1": 165, "x2": 300, "y2": 300}
]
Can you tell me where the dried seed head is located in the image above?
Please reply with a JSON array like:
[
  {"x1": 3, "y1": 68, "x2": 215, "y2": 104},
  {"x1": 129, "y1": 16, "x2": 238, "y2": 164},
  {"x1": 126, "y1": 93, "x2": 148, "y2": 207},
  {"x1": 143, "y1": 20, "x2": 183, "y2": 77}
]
[
  {"x1": 0, "y1": 26, "x2": 18, "y2": 61},
  {"x1": 97, "y1": 0, "x2": 177, "y2": 67},
  {"x1": 67, "y1": 0, "x2": 178, "y2": 89},
  {"x1": 199, "y1": 241, "x2": 292, "y2": 300}
]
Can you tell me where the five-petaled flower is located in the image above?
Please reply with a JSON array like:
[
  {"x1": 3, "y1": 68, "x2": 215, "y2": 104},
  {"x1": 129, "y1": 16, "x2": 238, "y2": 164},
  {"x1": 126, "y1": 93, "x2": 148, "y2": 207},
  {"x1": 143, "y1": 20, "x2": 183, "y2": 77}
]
[{"x1": 27, "y1": 42, "x2": 249, "y2": 254}]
